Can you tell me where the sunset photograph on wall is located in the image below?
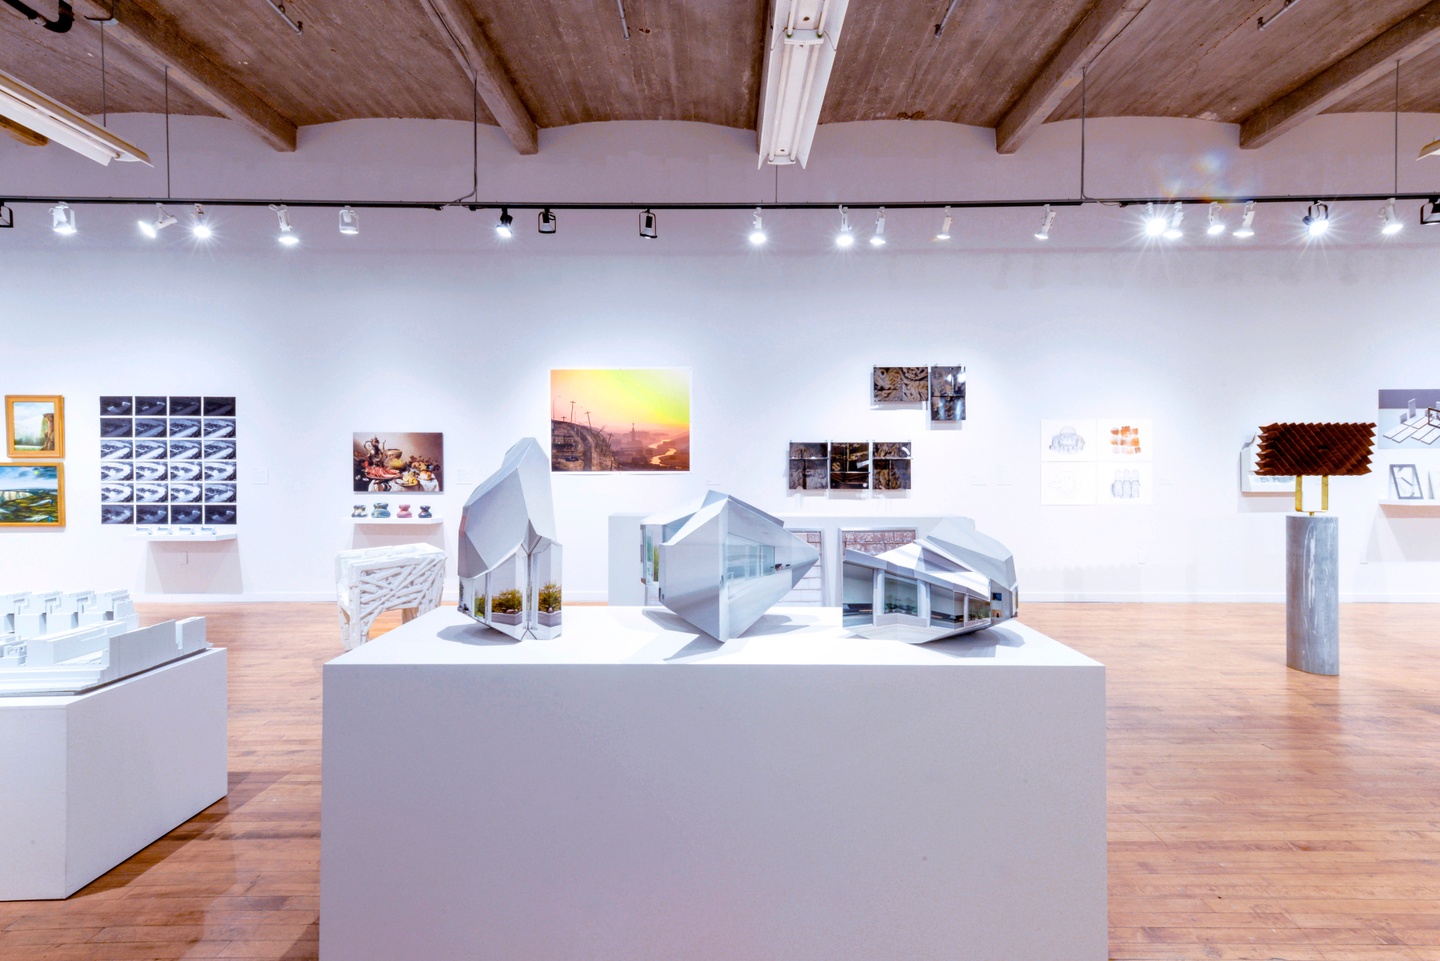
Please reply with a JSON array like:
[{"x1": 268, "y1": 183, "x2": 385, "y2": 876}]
[{"x1": 551, "y1": 368, "x2": 690, "y2": 472}]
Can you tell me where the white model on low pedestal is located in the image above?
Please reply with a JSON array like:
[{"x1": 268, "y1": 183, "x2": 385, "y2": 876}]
[
  {"x1": 321, "y1": 606, "x2": 1106, "y2": 961},
  {"x1": 335, "y1": 544, "x2": 446, "y2": 650}
]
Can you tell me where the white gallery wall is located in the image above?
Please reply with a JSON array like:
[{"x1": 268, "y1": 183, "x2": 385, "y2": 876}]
[{"x1": 2, "y1": 113, "x2": 1439, "y2": 602}]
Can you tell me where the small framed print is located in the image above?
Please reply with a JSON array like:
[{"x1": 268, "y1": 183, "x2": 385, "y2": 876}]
[
  {"x1": 0, "y1": 462, "x2": 64, "y2": 527},
  {"x1": 1391, "y1": 463, "x2": 1425, "y2": 500},
  {"x1": 6, "y1": 395, "x2": 64, "y2": 458}
]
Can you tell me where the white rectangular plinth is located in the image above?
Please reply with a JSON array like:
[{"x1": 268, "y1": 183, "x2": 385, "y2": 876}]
[
  {"x1": 0, "y1": 649, "x2": 228, "y2": 900},
  {"x1": 321, "y1": 608, "x2": 1105, "y2": 961}
]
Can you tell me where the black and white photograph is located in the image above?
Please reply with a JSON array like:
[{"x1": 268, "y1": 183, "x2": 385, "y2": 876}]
[
  {"x1": 169, "y1": 418, "x2": 202, "y2": 438},
  {"x1": 205, "y1": 504, "x2": 237, "y2": 525},
  {"x1": 135, "y1": 396, "x2": 168, "y2": 417},
  {"x1": 134, "y1": 439, "x2": 168, "y2": 460},
  {"x1": 169, "y1": 483, "x2": 203, "y2": 503},
  {"x1": 204, "y1": 396, "x2": 237, "y2": 416},
  {"x1": 171, "y1": 505, "x2": 204, "y2": 524},
  {"x1": 204, "y1": 483, "x2": 237, "y2": 503},
  {"x1": 136, "y1": 504, "x2": 170, "y2": 524},
  {"x1": 100, "y1": 505, "x2": 135, "y2": 525},
  {"x1": 204, "y1": 439, "x2": 237, "y2": 460},
  {"x1": 134, "y1": 461, "x2": 169, "y2": 481},
  {"x1": 100, "y1": 396, "x2": 133, "y2": 416},
  {"x1": 203, "y1": 418, "x2": 237, "y2": 438},
  {"x1": 1391, "y1": 463, "x2": 1426, "y2": 500},
  {"x1": 134, "y1": 483, "x2": 169, "y2": 503},
  {"x1": 100, "y1": 440, "x2": 133, "y2": 460},
  {"x1": 169, "y1": 440, "x2": 202, "y2": 460},
  {"x1": 204, "y1": 461, "x2": 237, "y2": 481},
  {"x1": 100, "y1": 417, "x2": 133, "y2": 438},
  {"x1": 171, "y1": 461, "x2": 204, "y2": 481},
  {"x1": 930, "y1": 366, "x2": 966, "y2": 423},
  {"x1": 101, "y1": 462, "x2": 134, "y2": 482},
  {"x1": 100, "y1": 484, "x2": 134, "y2": 503},
  {"x1": 134, "y1": 418, "x2": 168, "y2": 438},
  {"x1": 169, "y1": 396, "x2": 203, "y2": 416}
]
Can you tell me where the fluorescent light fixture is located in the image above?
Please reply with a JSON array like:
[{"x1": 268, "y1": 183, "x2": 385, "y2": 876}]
[
  {"x1": 339, "y1": 206, "x2": 359, "y2": 235},
  {"x1": 1421, "y1": 198, "x2": 1440, "y2": 226},
  {"x1": 1163, "y1": 202, "x2": 1184, "y2": 240},
  {"x1": 50, "y1": 202, "x2": 75, "y2": 235},
  {"x1": 935, "y1": 206, "x2": 952, "y2": 241},
  {"x1": 138, "y1": 203, "x2": 177, "y2": 238},
  {"x1": 756, "y1": 0, "x2": 851, "y2": 167},
  {"x1": 538, "y1": 208, "x2": 557, "y2": 234},
  {"x1": 869, "y1": 207, "x2": 886, "y2": 246},
  {"x1": 191, "y1": 204, "x2": 212, "y2": 240},
  {"x1": 1142, "y1": 202, "x2": 1167, "y2": 237},
  {"x1": 1380, "y1": 198, "x2": 1403, "y2": 235},
  {"x1": 1303, "y1": 201, "x2": 1329, "y2": 239},
  {"x1": 748, "y1": 207, "x2": 767, "y2": 245},
  {"x1": 270, "y1": 204, "x2": 299, "y2": 246},
  {"x1": 835, "y1": 205, "x2": 854, "y2": 247},
  {"x1": 1233, "y1": 200, "x2": 1256, "y2": 238},
  {"x1": 1419, "y1": 136, "x2": 1440, "y2": 160},
  {"x1": 495, "y1": 208, "x2": 514, "y2": 239},
  {"x1": 639, "y1": 208, "x2": 658, "y2": 240},
  {"x1": 1206, "y1": 201, "x2": 1226, "y2": 236},
  {"x1": 1034, "y1": 204, "x2": 1054, "y2": 241},
  {"x1": 0, "y1": 68, "x2": 151, "y2": 166}
]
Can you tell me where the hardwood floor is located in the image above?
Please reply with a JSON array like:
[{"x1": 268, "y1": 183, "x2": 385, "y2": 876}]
[{"x1": 1, "y1": 603, "x2": 1438, "y2": 961}]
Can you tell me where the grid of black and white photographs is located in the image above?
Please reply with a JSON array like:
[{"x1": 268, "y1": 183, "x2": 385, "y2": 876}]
[{"x1": 100, "y1": 396, "x2": 238, "y2": 525}]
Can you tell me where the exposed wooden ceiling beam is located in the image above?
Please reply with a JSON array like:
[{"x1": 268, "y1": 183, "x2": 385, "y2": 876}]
[
  {"x1": 418, "y1": 0, "x2": 538, "y2": 155},
  {"x1": 0, "y1": 114, "x2": 48, "y2": 146},
  {"x1": 994, "y1": 0, "x2": 1150, "y2": 154},
  {"x1": 77, "y1": 0, "x2": 296, "y2": 151},
  {"x1": 1240, "y1": 1, "x2": 1440, "y2": 149}
]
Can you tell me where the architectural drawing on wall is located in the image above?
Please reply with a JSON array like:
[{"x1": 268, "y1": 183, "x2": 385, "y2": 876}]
[
  {"x1": 551, "y1": 368, "x2": 690, "y2": 472},
  {"x1": 5, "y1": 395, "x2": 64, "y2": 458},
  {"x1": 353, "y1": 432, "x2": 443, "y2": 493},
  {"x1": 0, "y1": 590, "x2": 207, "y2": 696},
  {"x1": 872, "y1": 442, "x2": 913, "y2": 490},
  {"x1": 1240, "y1": 432, "x2": 1294, "y2": 493},
  {"x1": 1377, "y1": 389, "x2": 1440, "y2": 448},
  {"x1": 787, "y1": 442, "x2": 829, "y2": 490},
  {"x1": 780, "y1": 529, "x2": 825, "y2": 605},
  {"x1": 1099, "y1": 466, "x2": 1153, "y2": 505},
  {"x1": 1040, "y1": 462, "x2": 1098, "y2": 505},
  {"x1": 641, "y1": 491, "x2": 818, "y2": 640},
  {"x1": 830, "y1": 442, "x2": 871, "y2": 490},
  {"x1": 929, "y1": 366, "x2": 966, "y2": 422},
  {"x1": 1390, "y1": 464, "x2": 1426, "y2": 500},
  {"x1": 99, "y1": 396, "x2": 237, "y2": 525},
  {"x1": 1041, "y1": 418, "x2": 1152, "y2": 505},
  {"x1": 872, "y1": 366, "x2": 929, "y2": 403},
  {"x1": 457, "y1": 438, "x2": 562, "y2": 640},
  {"x1": 841, "y1": 518, "x2": 1017, "y2": 643},
  {"x1": 1099, "y1": 419, "x2": 1151, "y2": 460},
  {"x1": 1048, "y1": 425, "x2": 1086, "y2": 455},
  {"x1": 0, "y1": 463, "x2": 64, "y2": 527}
]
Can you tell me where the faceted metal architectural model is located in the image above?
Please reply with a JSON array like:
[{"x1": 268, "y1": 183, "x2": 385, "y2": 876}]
[
  {"x1": 841, "y1": 518, "x2": 1018, "y2": 643},
  {"x1": 457, "y1": 438, "x2": 562, "y2": 640},
  {"x1": 641, "y1": 491, "x2": 819, "y2": 640}
]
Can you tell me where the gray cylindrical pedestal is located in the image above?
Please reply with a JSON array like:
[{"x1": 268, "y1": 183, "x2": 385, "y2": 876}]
[{"x1": 1286, "y1": 514, "x2": 1339, "y2": 675}]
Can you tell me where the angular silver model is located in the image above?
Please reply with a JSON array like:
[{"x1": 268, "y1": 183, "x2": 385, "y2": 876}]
[
  {"x1": 641, "y1": 491, "x2": 819, "y2": 640},
  {"x1": 841, "y1": 518, "x2": 1018, "y2": 642},
  {"x1": 457, "y1": 438, "x2": 562, "y2": 640}
]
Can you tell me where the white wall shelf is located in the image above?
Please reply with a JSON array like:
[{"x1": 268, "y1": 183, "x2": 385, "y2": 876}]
[
  {"x1": 1379, "y1": 500, "x2": 1440, "y2": 514},
  {"x1": 132, "y1": 529, "x2": 238, "y2": 542},
  {"x1": 352, "y1": 516, "x2": 442, "y2": 526}
]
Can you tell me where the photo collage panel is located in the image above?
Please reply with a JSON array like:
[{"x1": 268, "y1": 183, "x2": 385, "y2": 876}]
[
  {"x1": 870, "y1": 365, "x2": 966, "y2": 423},
  {"x1": 787, "y1": 441, "x2": 912, "y2": 491},
  {"x1": 100, "y1": 395, "x2": 238, "y2": 525}
]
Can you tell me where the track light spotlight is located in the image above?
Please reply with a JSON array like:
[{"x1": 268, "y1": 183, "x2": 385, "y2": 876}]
[
  {"x1": 1142, "y1": 202, "x2": 1167, "y2": 238},
  {"x1": 191, "y1": 204, "x2": 212, "y2": 240},
  {"x1": 747, "y1": 207, "x2": 767, "y2": 246},
  {"x1": 870, "y1": 207, "x2": 887, "y2": 247},
  {"x1": 269, "y1": 204, "x2": 299, "y2": 246},
  {"x1": 835, "y1": 206, "x2": 854, "y2": 248},
  {"x1": 1380, "y1": 198, "x2": 1403, "y2": 235},
  {"x1": 50, "y1": 202, "x2": 76, "y2": 235},
  {"x1": 495, "y1": 208, "x2": 514, "y2": 239},
  {"x1": 1034, "y1": 204, "x2": 1055, "y2": 241},
  {"x1": 1233, "y1": 201, "x2": 1256, "y2": 238},
  {"x1": 1206, "y1": 201, "x2": 1226, "y2": 236},
  {"x1": 0, "y1": 203, "x2": 11, "y2": 229},
  {"x1": 339, "y1": 206, "x2": 359, "y2": 235},
  {"x1": 138, "y1": 203, "x2": 176, "y2": 238},
  {"x1": 935, "y1": 206, "x2": 952, "y2": 241},
  {"x1": 1421, "y1": 198, "x2": 1440, "y2": 226},
  {"x1": 1163, "y1": 202, "x2": 1184, "y2": 240},
  {"x1": 1303, "y1": 201, "x2": 1329, "y2": 239},
  {"x1": 639, "y1": 208, "x2": 658, "y2": 240},
  {"x1": 538, "y1": 208, "x2": 557, "y2": 234}
]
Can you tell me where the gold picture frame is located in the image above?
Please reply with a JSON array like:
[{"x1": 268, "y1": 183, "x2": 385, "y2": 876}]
[
  {"x1": 5, "y1": 395, "x2": 65, "y2": 458},
  {"x1": 0, "y1": 462, "x2": 65, "y2": 527}
]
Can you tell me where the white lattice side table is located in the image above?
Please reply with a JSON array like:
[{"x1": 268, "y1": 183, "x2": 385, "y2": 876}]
[{"x1": 335, "y1": 544, "x2": 447, "y2": 650}]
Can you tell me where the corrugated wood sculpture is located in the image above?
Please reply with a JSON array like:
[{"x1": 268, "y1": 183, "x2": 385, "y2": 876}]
[{"x1": 1256, "y1": 423, "x2": 1376, "y2": 477}]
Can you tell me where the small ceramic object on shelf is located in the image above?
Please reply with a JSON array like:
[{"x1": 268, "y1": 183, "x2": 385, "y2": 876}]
[
  {"x1": 352, "y1": 504, "x2": 368, "y2": 518},
  {"x1": 397, "y1": 504, "x2": 413, "y2": 519},
  {"x1": 372, "y1": 503, "x2": 391, "y2": 519},
  {"x1": 418, "y1": 505, "x2": 433, "y2": 519}
]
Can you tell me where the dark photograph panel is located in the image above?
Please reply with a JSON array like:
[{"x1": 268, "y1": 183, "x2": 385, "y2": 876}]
[
  {"x1": 169, "y1": 440, "x2": 202, "y2": 460},
  {"x1": 169, "y1": 461, "x2": 204, "y2": 481},
  {"x1": 134, "y1": 461, "x2": 169, "y2": 482},
  {"x1": 133, "y1": 439, "x2": 168, "y2": 460},
  {"x1": 135, "y1": 396, "x2": 168, "y2": 417},
  {"x1": 100, "y1": 483, "x2": 134, "y2": 504},
  {"x1": 203, "y1": 483, "x2": 237, "y2": 503},
  {"x1": 135, "y1": 504, "x2": 170, "y2": 525},
  {"x1": 100, "y1": 396, "x2": 133, "y2": 416},
  {"x1": 873, "y1": 459, "x2": 913, "y2": 490},
  {"x1": 204, "y1": 504, "x2": 238, "y2": 525},
  {"x1": 168, "y1": 418, "x2": 202, "y2": 438},
  {"x1": 101, "y1": 462, "x2": 134, "y2": 482},
  {"x1": 873, "y1": 441, "x2": 912, "y2": 459},
  {"x1": 101, "y1": 505, "x2": 135, "y2": 525},
  {"x1": 204, "y1": 439, "x2": 237, "y2": 460},
  {"x1": 168, "y1": 396, "x2": 203, "y2": 416},
  {"x1": 100, "y1": 418, "x2": 134, "y2": 438},
  {"x1": 203, "y1": 461, "x2": 237, "y2": 482},
  {"x1": 133, "y1": 418, "x2": 168, "y2": 438},
  {"x1": 203, "y1": 418, "x2": 237, "y2": 438},
  {"x1": 204, "y1": 397, "x2": 237, "y2": 416},
  {"x1": 100, "y1": 440, "x2": 134, "y2": 460},
  {"x1": 170, "y1": 505, "x2": 205, "y2": 525}
]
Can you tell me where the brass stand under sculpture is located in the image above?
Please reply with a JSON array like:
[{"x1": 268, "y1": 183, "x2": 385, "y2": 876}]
[
  {"x1": 840, "y1": 518, "x2": 1018, "y2": 642},
  {"x1": 457, "y1": 438, "x2": 562, "y2": 640},
  {"x1": 1255, "y1": 422, "x2": 1375, "y2": 676},
  {"x1": 641, "y1": 491, "x2": 819, "y2": 640}
]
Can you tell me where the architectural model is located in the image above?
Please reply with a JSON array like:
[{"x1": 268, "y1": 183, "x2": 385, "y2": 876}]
[
  {"x1": 457, "y1": 438, "x2": 562, "y2": 640},
  {"x1": 336, "y1": 544, "x2": 446, "y2": 650},
  {"x1": 841, "y1": 518, "x2": 1018, "y2": 643},
  {"x1": 1256, "y1": 422, "x2": 1375, "y2": 512},
  {"x1": 0, "y1": 590, "x2": 208, "y2": 696},
  {"x1": 641, "y1": 491, "x2": 819, "y2": 640}
]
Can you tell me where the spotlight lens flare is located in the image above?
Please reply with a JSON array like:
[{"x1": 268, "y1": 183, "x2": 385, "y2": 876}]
[
  {"x1": 749, "y1": 229, "x2": 767, "y2": 245},
  {"x1": 835, "y1": 231, "x2": 854, "y2": 248}
]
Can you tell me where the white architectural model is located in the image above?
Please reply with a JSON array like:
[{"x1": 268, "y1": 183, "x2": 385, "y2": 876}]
[
  {"x1": 335, "y1": 544, "x2": 447, "y2": 650},
  {"x1": 841, "y1": 518, "x2": 1018, "y2": 642},
  {"x1": 0, "y1": 590, "x2": 207, "y2": 695},
  {"x1": 458, "y1": 438, "x2": 562, "y2": 640},
  {"x1": 641, "y1": 491, "x2": 819, "y2": 640}
]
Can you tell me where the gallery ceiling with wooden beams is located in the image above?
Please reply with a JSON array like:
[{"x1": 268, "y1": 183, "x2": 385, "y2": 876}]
[{"x1": 6, "y1": 0, "x2": 1440, "y2": 159}]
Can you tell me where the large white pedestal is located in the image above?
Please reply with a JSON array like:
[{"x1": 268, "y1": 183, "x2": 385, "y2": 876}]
[
  {"x1": 321, "y1": 608, "x2": 1105, "y2": 961},
  {"x1": 0, "y1": 649, "x2": 228, "y2": 900}
]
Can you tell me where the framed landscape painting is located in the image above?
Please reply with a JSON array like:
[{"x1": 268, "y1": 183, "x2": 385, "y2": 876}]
[
  {"x1": 6, "y1": 395, "x2": 64, "y2": 458},
  {"x1": 0, "y1": 463, "x2": 65, "y2": 527}
]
